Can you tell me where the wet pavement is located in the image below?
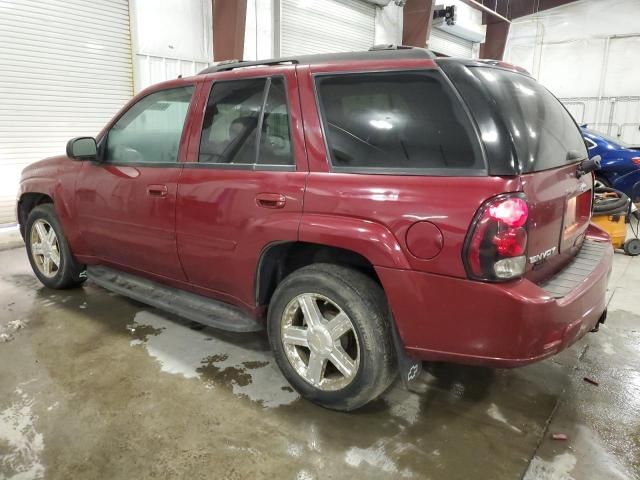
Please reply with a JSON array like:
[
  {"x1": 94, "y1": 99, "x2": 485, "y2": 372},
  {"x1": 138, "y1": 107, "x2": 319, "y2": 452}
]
[{"x1": 1, "y1": 246, "x2": 639, "y2": 479}]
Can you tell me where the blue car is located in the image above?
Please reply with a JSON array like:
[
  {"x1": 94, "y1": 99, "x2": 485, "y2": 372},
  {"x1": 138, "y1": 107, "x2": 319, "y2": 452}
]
[{"x1": 582, "y1": 126, "x2": 640, "y2": 197}]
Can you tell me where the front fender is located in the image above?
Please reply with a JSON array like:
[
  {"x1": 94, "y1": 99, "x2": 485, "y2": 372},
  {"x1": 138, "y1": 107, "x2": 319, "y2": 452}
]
[
  {"x1": 19, "y1": 177, "x2": 71, "y2": 226},
  {"x1": 299, "y1": 214, "x2": 410, "y2": 269},
  {"x1": 18, "y1": 156, "x2": 83, "y2": 251}
]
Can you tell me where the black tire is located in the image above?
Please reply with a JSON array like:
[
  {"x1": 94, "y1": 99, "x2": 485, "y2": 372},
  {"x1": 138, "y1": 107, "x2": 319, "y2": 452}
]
[
  {"x1": 25, "y1": 204, "x2": 86, "y2": 289},
  {"x1": 267, "y1": 263, "x2": 396, "y2": 411},
  {"x1": 623, "y1": 238, "x2": 640, "y2": 256},
  {"x1": 594, "y1": 175, "x2": 611, "y2": 189}
]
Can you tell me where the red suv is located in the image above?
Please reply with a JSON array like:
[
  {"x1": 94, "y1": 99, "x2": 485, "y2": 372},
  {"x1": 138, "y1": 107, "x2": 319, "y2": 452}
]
[{"x1": 18, "y1": 47, "x2": 612, "y2": 411}]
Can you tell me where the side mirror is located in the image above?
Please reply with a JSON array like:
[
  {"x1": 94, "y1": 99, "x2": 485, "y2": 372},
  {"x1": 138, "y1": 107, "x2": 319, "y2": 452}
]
[{"x1": 66, "y1": 137, "x2": 97, "y2": 160}]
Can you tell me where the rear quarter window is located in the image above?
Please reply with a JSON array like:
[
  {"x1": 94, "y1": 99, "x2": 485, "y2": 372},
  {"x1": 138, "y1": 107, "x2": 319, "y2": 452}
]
[{"x1": 315, "y1": 70, "x2": 485, "y2": 175}]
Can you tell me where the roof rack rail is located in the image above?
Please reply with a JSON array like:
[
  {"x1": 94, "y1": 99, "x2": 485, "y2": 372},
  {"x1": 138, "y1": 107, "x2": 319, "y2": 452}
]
[
  {"x1": 368, "y1": 44, "x2": 417, "y2": 51},
  {"x1": 199, "y1": 47, "x2": 436, "y2": 75},
  {"x1": 199, "y1": 59, "x2": 299, "y2": 75}
]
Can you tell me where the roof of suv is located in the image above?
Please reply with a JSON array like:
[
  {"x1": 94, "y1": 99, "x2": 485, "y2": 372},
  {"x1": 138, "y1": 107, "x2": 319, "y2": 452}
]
[
  {"x1": 198, "y1": 46, "x2": 437, "y2": 74},
  {"x1": 198, "y1": 46, "x2": 530, "y2": 77}
]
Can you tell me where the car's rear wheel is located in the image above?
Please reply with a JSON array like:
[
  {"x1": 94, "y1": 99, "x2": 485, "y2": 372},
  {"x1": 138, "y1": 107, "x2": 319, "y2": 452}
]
[
  {"x1": 25, "y1": 204, "x2": 86, "y2": 289},
  {"x1": 267, "y1": 264, "x2": 396, "y2": 411}
]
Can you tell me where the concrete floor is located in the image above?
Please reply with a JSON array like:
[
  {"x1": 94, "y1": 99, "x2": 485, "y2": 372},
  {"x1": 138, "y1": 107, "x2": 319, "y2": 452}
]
[{"x1": 1, "y1": 246, "x2": 639, "y2": 480}]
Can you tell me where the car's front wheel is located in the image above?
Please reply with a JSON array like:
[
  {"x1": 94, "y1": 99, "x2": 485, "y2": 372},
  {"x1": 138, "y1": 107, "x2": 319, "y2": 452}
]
[
  {"x1": 25, "y1": 204, "x2": 86, "y2": 289},
  {"x1": 267, "y1": 264, "x2": 396, "y2": 411}
]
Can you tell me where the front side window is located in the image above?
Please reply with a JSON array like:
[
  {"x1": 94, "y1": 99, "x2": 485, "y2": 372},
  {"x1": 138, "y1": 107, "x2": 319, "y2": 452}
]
[
  {"x1": 199, "y1": 77, "x2": 294, "y2": 167},
  {"x1": 315, "y1": 71, "x2": 483, "y2": 173},
  {"x1": 105, "y1": 86, "x2": 194, "y2": 164}
]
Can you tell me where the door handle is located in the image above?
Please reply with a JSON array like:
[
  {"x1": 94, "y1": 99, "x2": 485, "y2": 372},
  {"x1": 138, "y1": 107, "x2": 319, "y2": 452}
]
[
  {"x1": 256, "y1": 193, "x2": 286, "y2": 209},
  {"x1": 147, "y1": 185, "x2": 168, "y2": 198}
]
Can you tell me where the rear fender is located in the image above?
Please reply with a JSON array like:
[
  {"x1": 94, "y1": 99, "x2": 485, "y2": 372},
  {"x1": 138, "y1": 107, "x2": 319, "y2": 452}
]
[{"x1": 299, "y1": 214, "x2": 410, "y2": 269}]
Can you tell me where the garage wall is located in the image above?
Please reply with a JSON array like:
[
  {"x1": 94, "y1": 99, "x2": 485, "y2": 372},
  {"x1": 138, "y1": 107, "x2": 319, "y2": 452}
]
[
  {"x1": 429, "y1": 28, "x2": 474, "y2": 58},
  {"x1": 279, "y1": 0, "x2": 376, "y2": 56},
  {"x1": 504, "y1": 0, "x2": 640, "y2": 144},
  {"x1": 244, "y1": 0, "x2": 274, "y2": 61},
  {"x1": 0, "y1": 0, "x2": 133, "y2": 226},
  {"x1": 130, "y1": 0, "x2": 213, "y2": 91},
  {"x1": 243, "y1": 0, "x2": 403, "y2": 61}
]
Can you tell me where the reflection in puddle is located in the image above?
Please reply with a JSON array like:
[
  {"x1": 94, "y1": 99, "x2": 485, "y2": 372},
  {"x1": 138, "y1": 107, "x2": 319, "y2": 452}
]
[
  {"x1": 127, "y1": 311, "x2": 299, "y2": 407},
  {"x1": 0, "y1": 388, "x2": 45, "y2": 479}
]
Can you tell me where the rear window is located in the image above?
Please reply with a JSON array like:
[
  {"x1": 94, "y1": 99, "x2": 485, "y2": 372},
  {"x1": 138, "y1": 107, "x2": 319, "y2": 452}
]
[
  {"x1": 586, "y1": 129, "x2": 631, "y2": 150},
  {"x1": 315, "y1": 71, "x2": 484, "y2": 174},
  {"x1": 471, "y1": 67, "x2": 587, "y2": 172}
]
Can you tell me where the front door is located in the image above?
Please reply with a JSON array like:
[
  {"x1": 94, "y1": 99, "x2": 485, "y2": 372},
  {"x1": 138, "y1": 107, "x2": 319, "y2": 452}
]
[
  {"x1": 176, "y1": 68, "x2": 307, "y2": 307},
  {"x1": 76, "y1": 85, "x2": 195, "y2": 280}
]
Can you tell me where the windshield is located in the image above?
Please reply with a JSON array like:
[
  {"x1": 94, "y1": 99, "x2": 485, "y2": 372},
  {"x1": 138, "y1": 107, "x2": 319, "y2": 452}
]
[{"x1": 471, "y1": 67, "x2": 587, "y2": 173}]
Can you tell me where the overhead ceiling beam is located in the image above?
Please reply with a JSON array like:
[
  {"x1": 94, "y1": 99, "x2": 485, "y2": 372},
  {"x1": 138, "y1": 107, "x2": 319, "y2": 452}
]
[
  {"x1": 458, "y1": 0, "x2": 511, "y2": 23},
  {"x1": 508, "y1": 0, "x2": 579, "y2": 19},
  {"x1": 473, "y1": 0, "x2": 580, "y2": 21}
]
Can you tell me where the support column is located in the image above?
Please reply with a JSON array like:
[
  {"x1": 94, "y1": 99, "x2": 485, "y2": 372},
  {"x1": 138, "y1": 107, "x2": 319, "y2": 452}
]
[
  {"x1": 213, "y1": 0, "x2": 247, "y2": 61},
  {"x1": 402, "y1": 0, "x2": 434, "y2": 48},
  {"x1": 480, "y1": 20, "x2": 510, "y2": 60}
]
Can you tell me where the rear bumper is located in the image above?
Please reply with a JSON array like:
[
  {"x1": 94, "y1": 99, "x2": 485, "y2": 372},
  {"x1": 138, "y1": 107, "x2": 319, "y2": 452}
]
[{"x1": 377, "y1": 230, "x2": 613, "y2": 368}]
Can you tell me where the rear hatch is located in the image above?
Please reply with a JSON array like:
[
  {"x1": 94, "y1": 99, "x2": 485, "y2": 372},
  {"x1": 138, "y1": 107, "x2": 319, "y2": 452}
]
[{"x1": 441, "y1": 61, "x2": 592, "y2": 282}]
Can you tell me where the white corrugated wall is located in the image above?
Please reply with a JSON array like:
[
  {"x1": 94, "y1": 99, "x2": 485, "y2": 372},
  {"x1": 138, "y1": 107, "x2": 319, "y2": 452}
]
[
  {"x1": 429, "y1": 27, "x2": 474, "y2": 58},
  {"x1": 279, "y1": 0, "x2": 376, "y2": 56},
  {"x1": 0, "y1": 0, "x2": 134, "y2": 225}
]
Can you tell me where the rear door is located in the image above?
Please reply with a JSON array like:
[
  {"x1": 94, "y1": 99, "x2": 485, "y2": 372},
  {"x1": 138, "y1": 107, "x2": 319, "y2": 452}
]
[
  {"x1": 76, "y1": 85, "x2": 194, "y2": 280},
  {"x1": 175, "y1": 67, "x2": 307, "y2": 308}
]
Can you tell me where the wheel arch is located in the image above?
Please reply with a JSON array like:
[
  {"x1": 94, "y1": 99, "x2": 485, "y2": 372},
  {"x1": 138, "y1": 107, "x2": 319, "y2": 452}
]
[
  {"x1": 299, "y1": 214, "x2": 410, "y2": 269},
  {"x1": 255, "y1": 241, "x2": 385, "y2": 308},
  {"x1": 17, "y1": 192, "x2": 54, "y2": 238}
]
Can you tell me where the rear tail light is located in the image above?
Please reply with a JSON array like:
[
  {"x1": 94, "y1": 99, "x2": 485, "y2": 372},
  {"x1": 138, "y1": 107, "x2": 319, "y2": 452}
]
[
  {"x1": 463, "y1": 193, "x2": 529, "y2": 282},
  {"x1": 632, "y1": 157, "x2": 640, "y2": 166}
]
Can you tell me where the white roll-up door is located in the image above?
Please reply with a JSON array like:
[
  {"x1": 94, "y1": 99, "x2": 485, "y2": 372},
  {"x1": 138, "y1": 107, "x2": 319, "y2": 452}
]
[
  {"x1": 0, "y1": 0, "x2": 133, "y2": 225},
  {"x1": 280, "y1": 0, "x2": 376, "y2": 57},
  {"x1": 429, "y1": 27, "x2": 474, "y2": 58}
]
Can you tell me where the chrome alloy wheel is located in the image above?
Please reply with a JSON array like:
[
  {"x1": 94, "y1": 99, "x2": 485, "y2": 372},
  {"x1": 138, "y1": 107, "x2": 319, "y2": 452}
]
[
  {"x1": 30, "y1": 219, "x2": 61, "y2": 278},
  {"x1": 280, "y1": 293, "x2": 360, "y2": 391}
]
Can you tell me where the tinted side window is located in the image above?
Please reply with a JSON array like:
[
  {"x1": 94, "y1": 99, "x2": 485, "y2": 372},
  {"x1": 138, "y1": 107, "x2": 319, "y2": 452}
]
[
  {"x1": 315, "y1": 71, "x2": 483, "y2": 173},
  {"x1": 199, "y1": 78, "x2": 265, "y2": 164},
  {"x1": 106, "y1": 86, "x2": 193, "y2": 164},
  {"x1": 199, "y1": 77, "x2": 294, "y2": 167},
  {"x1": 257, "y1": 78, "x2": 293, "y2": 166}
]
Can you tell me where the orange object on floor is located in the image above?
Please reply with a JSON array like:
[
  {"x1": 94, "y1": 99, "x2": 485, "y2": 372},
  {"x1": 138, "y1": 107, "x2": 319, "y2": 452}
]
[{"x1": 591, "y1": 213, "x2": 626, "y2": 249}]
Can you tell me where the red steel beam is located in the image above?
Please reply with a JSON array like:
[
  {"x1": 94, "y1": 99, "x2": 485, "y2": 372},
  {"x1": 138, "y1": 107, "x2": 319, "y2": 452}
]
[
  {"x1": 402, "y1": 0, "x2": 435, "y2": 48},
  {"x1": 213, "y1": 0, "x2": 247, "y2": 61}
]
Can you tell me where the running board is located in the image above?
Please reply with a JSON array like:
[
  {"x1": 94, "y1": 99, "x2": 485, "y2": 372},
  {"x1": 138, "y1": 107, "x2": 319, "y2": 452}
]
[{"x1": 87, "y1": 266, "x2": 263, "y2": 333}]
